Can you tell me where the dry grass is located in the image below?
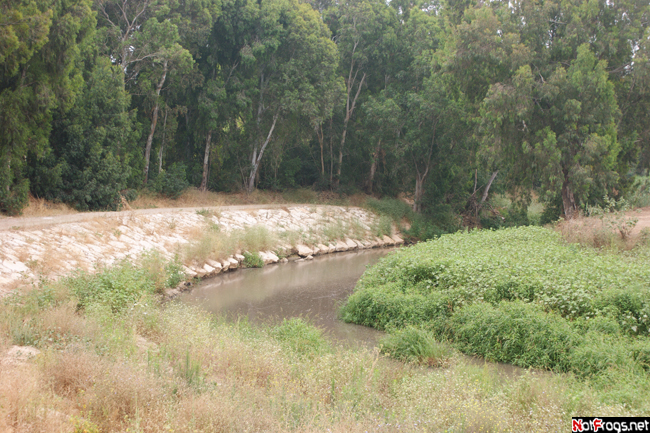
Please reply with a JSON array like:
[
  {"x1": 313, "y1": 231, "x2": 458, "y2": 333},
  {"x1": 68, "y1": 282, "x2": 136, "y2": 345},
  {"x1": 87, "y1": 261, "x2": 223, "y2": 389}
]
[
  {"x1": 555, "y1": 215, "x2": 647, "y2": 250},
  {"x1": 130, "y1": 187, "x2": 371, "y2": 210},
  {"x1": 17, "y1": 195, "x2": 77, "y2": 218},
  {"x1": 0, "y1": 279, "x2": 643, "y2": 433}
]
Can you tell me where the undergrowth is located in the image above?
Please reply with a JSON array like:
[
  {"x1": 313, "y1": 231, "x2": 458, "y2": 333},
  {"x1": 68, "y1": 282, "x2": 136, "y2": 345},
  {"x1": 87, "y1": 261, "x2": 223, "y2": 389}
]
[{"x1": 341, "y1": 226, "x2": 650, "y2": 407}]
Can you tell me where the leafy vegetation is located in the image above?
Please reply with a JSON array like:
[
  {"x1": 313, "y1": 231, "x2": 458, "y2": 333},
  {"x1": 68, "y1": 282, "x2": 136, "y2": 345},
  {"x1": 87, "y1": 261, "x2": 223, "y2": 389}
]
[
  {"x1": 341, "y1": 226, "x2": 650, "y2": 392},
  {"x1": 242, "y1": 251, "x2": 264, "y2": 268},
  {"x1": 1, "y1": 0, "x2": 648, "y2": 228}
]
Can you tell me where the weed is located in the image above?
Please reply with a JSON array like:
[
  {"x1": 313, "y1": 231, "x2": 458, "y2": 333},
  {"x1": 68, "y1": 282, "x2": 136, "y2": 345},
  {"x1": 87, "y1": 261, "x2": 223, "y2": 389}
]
[
  {"x1": 196, "y1": 208, "x2": 212, "y2": 217},
  {"x1": 380, "y1": 326, "x2": 451, "y2": 366},
  {"x1": 242, "y1": 251, "x2": 264, "y2": 268}
]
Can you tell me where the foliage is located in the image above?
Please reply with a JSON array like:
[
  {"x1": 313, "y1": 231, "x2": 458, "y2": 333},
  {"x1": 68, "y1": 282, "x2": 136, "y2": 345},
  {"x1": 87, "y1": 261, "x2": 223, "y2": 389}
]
[
  {"x1": 269, "y1": 318, "x2": 331, "y2": 358},
  {"x1": 379, "y1": 326, "x2": 451, "y2": 366},
  {"x1": 2, "y1": 0, "x2": 650, "y2": 232},
  {"x1": 242, "y1": 251, "x2": 264, "y2": 268},
  {"x1": 341, "y1": 226, "x2": 650, "y2": 378},
  {"x1": 148, "y1": 163, "x2": 190, "y2": 199},
  {"x1": 628, "y1": 175, "x2": 650, "y2": 208},
  {"x1": 67, "y1": 252, "x2": 183, "y2": 312}
]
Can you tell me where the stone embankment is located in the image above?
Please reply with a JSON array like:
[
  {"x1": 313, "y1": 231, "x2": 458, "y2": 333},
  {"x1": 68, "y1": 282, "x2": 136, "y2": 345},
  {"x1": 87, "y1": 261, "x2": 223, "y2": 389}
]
[{"x1": 0, "y1": 205, "x2": 404, "y2": 294}]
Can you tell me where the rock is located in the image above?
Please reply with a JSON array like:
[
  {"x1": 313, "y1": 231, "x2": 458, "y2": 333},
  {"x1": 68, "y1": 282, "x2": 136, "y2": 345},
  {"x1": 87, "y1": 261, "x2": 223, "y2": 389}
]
[
  {"x1": 227, "y1": 257, "x2": 239, "y2": 269},
  {"x1": 183, "y1": 266, "x2": 198, "y2": 278},
  {"x1": 311, "y1": 245, "x2": 321, "y2": 255},
  {"x1": 206, "y1": 259, "x2": 223, "y2": 272},
  {"x1": 382, "y1": 235, "x2": 395, "y2": 246},
  {"x1": 219, "y1": 260, "x2": 230, "y2": 271},
  {"x1": 296, "y1": 244, "x2": 313, "y2": 257},
  {"x1": 391, "y1": 234, "x2": 404, "y2": 245},
  {"x1": 280, "y1": 258, "x2": 288, "y2": 263},
  {"x1": 164, "y1": 288, "x2": 181, "y2": 298},
  {"x1": 305, "y1": 255, "x2": 314, "y2": 260},
  {"x1": 2, "y1": 346, "x2": 41, "y2": 365},
  {"x1": 335, "y1": 240, "x2": 348, "y2": 252},
  {"x1": 2, "y1": 260, "x2": 28, "y2": 273},
  {"x1": 264, "y1": 251, "x2": 279, "y2": 263},
  {"x1": 203, "y1": 264, "x2": 215, "y2": 274},
  {"x1": 317, "y1": 244, "x2": 329, "y2": 254},
  {"x1": 344, "y1": 238, "x2": 358, "y2": 249},
  {"x1": 354, "y1": 240, "x2": 365, "y2": 249},
  {"x1": 235, "y1": 254, "x2": 245, "y2": 263}
]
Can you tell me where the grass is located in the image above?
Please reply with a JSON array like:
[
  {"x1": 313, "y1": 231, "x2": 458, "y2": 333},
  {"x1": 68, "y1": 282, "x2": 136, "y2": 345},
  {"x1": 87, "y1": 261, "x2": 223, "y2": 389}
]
[
  {"x1": 341, "y1": 226, "x2": 650, "y2": 408},
  {"x1": 0, "y1": 257, "x2": 643, "y2": 432}
]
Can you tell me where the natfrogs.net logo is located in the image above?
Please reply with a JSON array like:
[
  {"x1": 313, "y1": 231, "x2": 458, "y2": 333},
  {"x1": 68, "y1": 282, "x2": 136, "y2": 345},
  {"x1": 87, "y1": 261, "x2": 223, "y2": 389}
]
[{"x1": 572, "y1": 417, "x2": 650, "y2": 433}]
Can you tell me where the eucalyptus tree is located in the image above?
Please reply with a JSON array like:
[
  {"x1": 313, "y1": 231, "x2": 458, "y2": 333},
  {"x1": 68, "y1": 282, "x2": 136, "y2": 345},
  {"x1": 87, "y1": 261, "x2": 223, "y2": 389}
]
[
  {"x1": 133, "y1": 19, "x2": 194, "y2": 185},
  {"x1": 325, "y1": 0, "x2": 397, "y2": 189},
  {"x1": 482, "y1": 45, "x2": 620, "y2": 219},
  {"x1": 0, "y1": 0, "x2": 95, "y2": 214},
  {"x1": 239, "y1": 0, "x2": 340, "y2": 192}
]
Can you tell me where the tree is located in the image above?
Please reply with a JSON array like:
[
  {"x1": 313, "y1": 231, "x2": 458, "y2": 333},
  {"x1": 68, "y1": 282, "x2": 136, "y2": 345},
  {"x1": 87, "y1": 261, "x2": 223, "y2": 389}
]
[
  {"x1": 1, "y1": 0, "x2": 95, "y2": 214},
  {"x1": 326, "y1": 0, "x2": 397, "y2": 189},
  {"x1": 482, "y1": 44, "x2": 620, "y2": 219},
  {"x1": 239, "y1": 0, "x2": 339, "y2": 192},
  {"x1": 32, "y1": 59, "x2": 139, "y2": 210},
  {"x1": 133, "y1": 19, "x2": 194, "y2": 185}
]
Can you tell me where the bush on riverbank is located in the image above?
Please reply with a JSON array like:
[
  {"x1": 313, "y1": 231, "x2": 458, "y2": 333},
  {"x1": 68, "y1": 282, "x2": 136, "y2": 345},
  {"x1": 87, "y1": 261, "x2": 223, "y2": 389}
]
[{"x1": 341, "y1": 226, "x2": 650, "y2": 393}]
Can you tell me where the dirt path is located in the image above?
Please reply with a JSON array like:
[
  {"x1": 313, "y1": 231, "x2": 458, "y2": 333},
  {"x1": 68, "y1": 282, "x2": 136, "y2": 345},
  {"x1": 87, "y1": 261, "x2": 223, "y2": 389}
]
[
  {"x1": 633, "y1": 206, "x2": 650, "y2": 234},
  {"x1": 0, "y1": 203, "x2": 313, "y2": 232}
]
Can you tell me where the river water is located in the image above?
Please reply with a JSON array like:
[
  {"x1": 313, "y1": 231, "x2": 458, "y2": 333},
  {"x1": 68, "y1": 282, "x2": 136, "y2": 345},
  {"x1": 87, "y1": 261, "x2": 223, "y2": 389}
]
[{"x1": 181, "y1": 249, "x2": 391, "y2": 347}]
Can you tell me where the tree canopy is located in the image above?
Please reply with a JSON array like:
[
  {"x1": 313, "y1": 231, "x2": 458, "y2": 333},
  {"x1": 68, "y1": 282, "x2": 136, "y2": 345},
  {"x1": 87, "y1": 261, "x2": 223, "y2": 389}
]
[{"x1": 1, "y1": 0, "x2": 648, "y2": 221}]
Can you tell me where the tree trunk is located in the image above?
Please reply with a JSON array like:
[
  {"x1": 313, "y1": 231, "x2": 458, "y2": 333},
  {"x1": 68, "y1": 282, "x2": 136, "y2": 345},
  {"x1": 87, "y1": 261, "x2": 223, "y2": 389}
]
[
  {"x1": 247, "y1": 113, "x2": 279, "y2": 193},
  {"x1": 561, "y1": 172, "x2": 577, "y2": 219},
  {"x1": 199, "y1": 130, "x2": 212, "y2": 192},
  {"x1": 481, "y1": 171, "x2": 498, "y2": 203},
  {"x1": 366, "y1": 139, "x2": 381, "y2": 194},
  {"x1": 143, "y1": 60, "x2": 168, "y2": 185},
  {"x1": 316, "y1": 124, "x2": 325, "y2": 176},
  {"x1": 413, "y1": 174, "x2": 425, "y2": 213},
  {"x1": 158, "y1": 107, "x2": 168, "y2": 173},
  {"x1": 333, "y1": 71, "x2": 366, "y2": 189}
]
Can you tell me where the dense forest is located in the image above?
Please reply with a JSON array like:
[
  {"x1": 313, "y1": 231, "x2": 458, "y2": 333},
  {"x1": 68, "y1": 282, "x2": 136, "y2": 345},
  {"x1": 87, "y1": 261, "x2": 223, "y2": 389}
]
[{"x1": 1, "y1": 0, "x2": 649, "y2": 220}]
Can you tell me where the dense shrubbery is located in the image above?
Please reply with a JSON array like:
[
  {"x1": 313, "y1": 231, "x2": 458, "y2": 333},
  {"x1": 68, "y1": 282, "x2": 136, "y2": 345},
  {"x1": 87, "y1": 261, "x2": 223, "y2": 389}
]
[
  {"x1": 148, "y1": 163, "x2": 190, "y2": 199},
  {"x1": 341, "y1": 226, "x2": 650, "y2": 379}
]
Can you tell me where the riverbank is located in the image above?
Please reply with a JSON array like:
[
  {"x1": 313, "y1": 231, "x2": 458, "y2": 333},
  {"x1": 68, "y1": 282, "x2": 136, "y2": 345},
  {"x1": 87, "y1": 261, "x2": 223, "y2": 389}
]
[{"x1": 0, "y1": 205, "x2": 403, "y2": 295}]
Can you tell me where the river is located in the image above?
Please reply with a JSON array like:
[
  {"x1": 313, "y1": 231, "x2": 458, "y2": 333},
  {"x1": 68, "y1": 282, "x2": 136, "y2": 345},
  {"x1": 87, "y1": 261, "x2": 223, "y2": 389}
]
[{"x1": 181, "y1": 249, "x2": 391, "y2": 347}]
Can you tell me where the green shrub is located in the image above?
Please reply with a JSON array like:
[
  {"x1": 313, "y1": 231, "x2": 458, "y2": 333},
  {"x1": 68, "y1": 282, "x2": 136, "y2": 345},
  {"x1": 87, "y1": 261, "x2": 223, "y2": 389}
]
[
  {"x1": 150, "y1": 163, "x2": 189, "y2": 199},
  {"x1": 451, "y1": 301, "x2": 577, "y2": 371},
  {"x1": 269, "y1": 318, "x2": 331, "y2": 357},
  {"x1": 379, "y1": 326, "x2": 451, "y2": 366},
  {"x1": 242, "y1": 251, "x2": 264, "y2": 268},
  {"x1": 628, "y1": 175, "x2": 650, "y2": 208},
  {"x1": 68, "y1": 261, "x2": 155, "y2": 312},
  {"x1": 342, "y1": 226, "x2": 650, "y2": 380},
  {"x1": 366, "y1": 197, "x2": 413, "y2": 223},
  {"x1": 568, "y1": 332, "x2": 633, "y2": 377}
]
